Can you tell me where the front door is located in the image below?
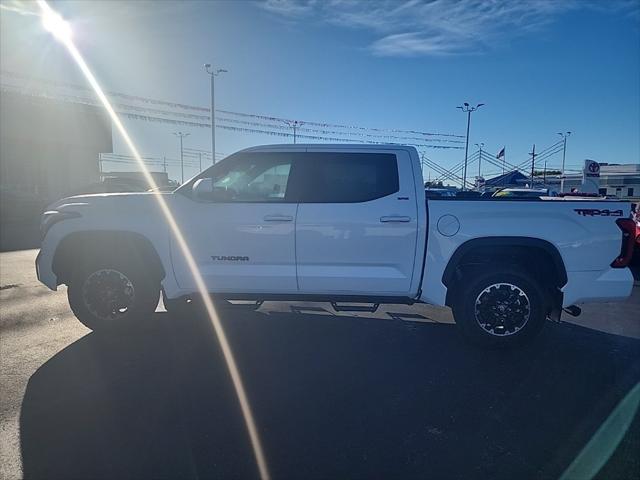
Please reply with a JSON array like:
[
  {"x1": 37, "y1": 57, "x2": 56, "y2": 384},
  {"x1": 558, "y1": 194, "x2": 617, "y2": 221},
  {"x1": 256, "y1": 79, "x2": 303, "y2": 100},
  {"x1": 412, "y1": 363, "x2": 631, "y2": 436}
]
[{"x1": 172, "y1": 152, "x2": 298, "y2": 293}]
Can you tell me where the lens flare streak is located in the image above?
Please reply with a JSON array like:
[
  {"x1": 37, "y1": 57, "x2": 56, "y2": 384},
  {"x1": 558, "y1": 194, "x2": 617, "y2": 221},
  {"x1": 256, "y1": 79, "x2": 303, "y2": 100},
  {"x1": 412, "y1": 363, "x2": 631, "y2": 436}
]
[{"x1": 34, "y1": 2, "x2": 270, "y2": 478}]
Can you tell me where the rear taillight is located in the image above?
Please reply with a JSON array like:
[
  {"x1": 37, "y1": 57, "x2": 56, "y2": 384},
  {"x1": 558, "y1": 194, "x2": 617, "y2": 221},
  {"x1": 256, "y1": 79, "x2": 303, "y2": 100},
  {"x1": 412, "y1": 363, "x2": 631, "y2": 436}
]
[{"x1": 611, "y1": 218, "x2": 637, "y2": 268}]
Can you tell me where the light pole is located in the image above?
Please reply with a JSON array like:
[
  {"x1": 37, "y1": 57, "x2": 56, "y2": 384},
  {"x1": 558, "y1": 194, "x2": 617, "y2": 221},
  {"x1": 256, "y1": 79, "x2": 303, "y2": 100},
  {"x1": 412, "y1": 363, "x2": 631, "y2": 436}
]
[
  {"x1": 475, "y1": 142, "x2": 484, "y2": 180},
  {"x1": 285, "y1": 120, "x2": 304, "y2": 144},
  {"x1": 204, "y1": 63, "x2": 227, "y2": 164},
  {"x1": 557, "y1": 131, "x2": 572, "y2": 193},
  {"x1": 173, "y1": 132, "x2": 190, "y2": 184},
  {"x1": 457, "y1": 102, "x2": 484, "y2": 190}
]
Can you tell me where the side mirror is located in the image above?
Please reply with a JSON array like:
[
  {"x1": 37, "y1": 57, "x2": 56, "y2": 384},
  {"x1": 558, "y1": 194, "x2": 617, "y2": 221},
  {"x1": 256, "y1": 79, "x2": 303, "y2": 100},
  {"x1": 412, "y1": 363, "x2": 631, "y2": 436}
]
[{"x1": 192, "y1": 178, "x2": 214, "y2": 201}]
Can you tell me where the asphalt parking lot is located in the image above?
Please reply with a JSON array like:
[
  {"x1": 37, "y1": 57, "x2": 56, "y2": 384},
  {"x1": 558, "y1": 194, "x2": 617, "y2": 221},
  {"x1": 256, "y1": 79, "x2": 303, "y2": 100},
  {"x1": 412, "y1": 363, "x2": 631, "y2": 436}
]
[{"x1": 1, "y1": 249, "x2": 639, "y2": 480}]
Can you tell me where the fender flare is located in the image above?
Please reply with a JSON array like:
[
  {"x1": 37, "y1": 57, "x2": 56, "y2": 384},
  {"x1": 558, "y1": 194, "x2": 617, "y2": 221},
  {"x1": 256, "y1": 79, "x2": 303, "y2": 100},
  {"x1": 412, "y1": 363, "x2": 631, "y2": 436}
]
[
  {"x1": 52, "y1": 230, "x2": 166, "y2": 285},
  {"x1": 442, "y1": 236, "x2": 568, "y2": 288}
]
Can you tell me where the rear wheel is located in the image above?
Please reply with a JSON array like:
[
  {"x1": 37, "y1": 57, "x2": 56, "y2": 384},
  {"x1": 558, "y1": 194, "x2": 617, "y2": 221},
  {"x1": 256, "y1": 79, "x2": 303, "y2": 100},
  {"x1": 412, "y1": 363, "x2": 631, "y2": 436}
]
[
  {"x1": 452, "y1": 267, "x2": 547, "y2": 347},
  {"x1": 68, "y1": 253, "x2": 160, "y2": 331}
]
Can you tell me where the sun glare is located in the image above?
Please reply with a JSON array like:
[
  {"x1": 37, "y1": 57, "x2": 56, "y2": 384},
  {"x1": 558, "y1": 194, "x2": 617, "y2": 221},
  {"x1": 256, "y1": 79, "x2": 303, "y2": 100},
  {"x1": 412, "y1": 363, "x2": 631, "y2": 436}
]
[
  {"x1": 41, "y1": 8, "x2": 72, "y2": 42},
  {"x1": 35, "y1": 1, "x2": 270, "y2": 479}
]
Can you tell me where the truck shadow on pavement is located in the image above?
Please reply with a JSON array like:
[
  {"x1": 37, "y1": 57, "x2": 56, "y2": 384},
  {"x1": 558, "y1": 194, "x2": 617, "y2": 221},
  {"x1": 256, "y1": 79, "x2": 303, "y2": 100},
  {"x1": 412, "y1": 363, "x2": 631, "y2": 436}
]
[{"x1": 20, "y1": 309, "x2": 640, "y2": 480}]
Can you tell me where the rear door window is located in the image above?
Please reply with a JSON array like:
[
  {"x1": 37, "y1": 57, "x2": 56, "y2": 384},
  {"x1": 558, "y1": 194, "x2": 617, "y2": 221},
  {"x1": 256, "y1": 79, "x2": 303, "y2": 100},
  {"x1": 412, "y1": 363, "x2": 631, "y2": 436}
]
[{"x1": 290, "y1": 152, "x2": 399, "y2": 203}]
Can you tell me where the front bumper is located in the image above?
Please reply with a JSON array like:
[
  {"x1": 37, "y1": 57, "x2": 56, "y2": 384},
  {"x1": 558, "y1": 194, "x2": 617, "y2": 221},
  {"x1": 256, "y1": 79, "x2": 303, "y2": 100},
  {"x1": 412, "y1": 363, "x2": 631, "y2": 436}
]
[{"x1": 35, "y1": 248, "x2": 58, "y2": 291}]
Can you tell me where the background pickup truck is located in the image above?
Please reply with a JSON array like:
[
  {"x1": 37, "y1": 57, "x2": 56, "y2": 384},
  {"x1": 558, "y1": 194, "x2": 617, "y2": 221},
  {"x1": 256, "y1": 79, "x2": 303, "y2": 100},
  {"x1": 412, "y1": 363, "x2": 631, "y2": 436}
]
[{"x1": 36, "y1": 144, "x2": 635, "y2": 346}]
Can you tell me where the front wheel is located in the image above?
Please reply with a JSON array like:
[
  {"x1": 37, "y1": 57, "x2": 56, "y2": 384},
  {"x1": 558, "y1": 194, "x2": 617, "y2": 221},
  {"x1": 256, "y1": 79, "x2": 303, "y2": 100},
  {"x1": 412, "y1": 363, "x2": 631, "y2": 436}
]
[
  {"x1": 68, "y1": 254, "x2": 160, "y2": 331},
  {"x1": 452, "y1": 267, "x2": 547, "y2": 347}
]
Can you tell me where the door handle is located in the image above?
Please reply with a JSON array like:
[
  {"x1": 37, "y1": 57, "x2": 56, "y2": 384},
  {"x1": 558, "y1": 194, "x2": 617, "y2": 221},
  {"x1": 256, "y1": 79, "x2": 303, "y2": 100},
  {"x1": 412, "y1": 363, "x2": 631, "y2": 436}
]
[
  {"x1": 263, "y1": 214, "x2": 293, "y2": 222},
  {"x1": 380, "y1": 216, "x2": 411, "y2": 223}
]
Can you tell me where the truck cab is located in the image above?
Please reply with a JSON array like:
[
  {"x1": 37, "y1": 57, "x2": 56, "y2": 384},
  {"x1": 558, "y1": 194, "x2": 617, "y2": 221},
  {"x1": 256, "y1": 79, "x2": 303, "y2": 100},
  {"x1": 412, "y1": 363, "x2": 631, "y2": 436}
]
[{"x1": 170, "y1": 144, "x2": 425, "y2": 299}]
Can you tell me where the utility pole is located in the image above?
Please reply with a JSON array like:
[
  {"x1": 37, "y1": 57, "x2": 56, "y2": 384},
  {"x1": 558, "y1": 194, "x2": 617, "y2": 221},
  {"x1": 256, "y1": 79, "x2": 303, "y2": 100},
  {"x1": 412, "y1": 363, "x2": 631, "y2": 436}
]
[
  {"x1": 162, "y1": 155, "x2": 167, "y2": 173},
  {"x1": 204, "y1": 63, "x2": 227, "y2": 164},
  {"x1": 457, "y1": 102, "x2": 484, "y2": 190},
  {"x1": 198, "y1": 152, "x2": 202, "y2": 172},
  {"x1": 530, "y1": 144, "x2": 536, "y2": 188},
  {"x1": 543, "y1": 159, "x2": 547, "y2": 184},
  {"x1": 557, "y1": 131, "x2": 572, "y2": 192},
  {"x1": 173, "y1": 132, "x2": 190, "y2": 184}
]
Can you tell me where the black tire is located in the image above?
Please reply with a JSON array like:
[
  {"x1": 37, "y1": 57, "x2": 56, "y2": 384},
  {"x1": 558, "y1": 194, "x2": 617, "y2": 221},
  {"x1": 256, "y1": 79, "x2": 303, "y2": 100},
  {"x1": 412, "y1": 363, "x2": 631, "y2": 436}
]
[
  {"x1": 452, "y1": 266, "x2": 547, "y2": 348},
  {"x1": 68, "y1": 252, "x2": 160, "y2": 331}
]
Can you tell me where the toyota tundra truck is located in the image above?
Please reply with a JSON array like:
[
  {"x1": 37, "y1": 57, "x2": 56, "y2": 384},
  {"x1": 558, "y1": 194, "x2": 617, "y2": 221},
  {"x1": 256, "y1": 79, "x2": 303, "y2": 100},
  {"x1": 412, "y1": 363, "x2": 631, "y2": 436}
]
[{"x1": 36, "y1": 144, "x2": 636, "y2": 346}]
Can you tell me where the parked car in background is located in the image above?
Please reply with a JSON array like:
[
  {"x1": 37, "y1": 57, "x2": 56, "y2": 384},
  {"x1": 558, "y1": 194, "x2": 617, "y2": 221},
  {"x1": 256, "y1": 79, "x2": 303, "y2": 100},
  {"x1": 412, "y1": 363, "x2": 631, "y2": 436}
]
[
  {"x1": 557, "y1": 192, "x2": 604, "y2": 199},
  {"x1": 70, "y1": 177, "x2": 149, "y2": 196},
  {"x1": 454, "y1": 190, "x2": 482, "y2": 199},
  {"x1": 481, "y1": 189, "x2": 499, "y2": 198},
  {"x1": 424, "y1": 188, "x2": 456, "y2": 199},
  {"x1": 493, "y1": 187, "x2": 556, "y2": 198},
  {"x1": 147, "y1": 184, "x2": 179, "y2": 193}
]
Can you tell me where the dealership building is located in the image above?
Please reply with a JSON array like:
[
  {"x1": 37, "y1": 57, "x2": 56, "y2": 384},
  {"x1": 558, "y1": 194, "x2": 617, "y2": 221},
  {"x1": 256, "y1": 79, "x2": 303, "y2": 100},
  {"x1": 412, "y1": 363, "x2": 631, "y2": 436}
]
[
  {"x1": 0, "y1": 91, "x2": 112, "y2": 204},
  {"x1": 0, "y1": 91, "x2": 113, "y2": 249}
]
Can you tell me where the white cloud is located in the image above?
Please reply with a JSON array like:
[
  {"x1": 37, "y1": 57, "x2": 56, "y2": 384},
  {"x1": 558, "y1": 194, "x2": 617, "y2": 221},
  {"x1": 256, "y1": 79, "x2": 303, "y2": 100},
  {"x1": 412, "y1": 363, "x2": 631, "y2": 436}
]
[
  {"x1": 261, "y1": 0, "x2": 639, "y2": 56},
  {"x1": 370, "y1": 31, "x2": 475, "y2": 56},
  {"x1": 261, "y1": 0, "x2": 319, "y2": 17}
]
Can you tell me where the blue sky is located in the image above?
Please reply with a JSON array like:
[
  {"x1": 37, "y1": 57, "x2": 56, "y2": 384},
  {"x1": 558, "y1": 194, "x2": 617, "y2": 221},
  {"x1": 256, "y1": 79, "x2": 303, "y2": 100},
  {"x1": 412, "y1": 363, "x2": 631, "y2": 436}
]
[{"x1": 1, "y1": 0, "x2": 639, "y2": 183}]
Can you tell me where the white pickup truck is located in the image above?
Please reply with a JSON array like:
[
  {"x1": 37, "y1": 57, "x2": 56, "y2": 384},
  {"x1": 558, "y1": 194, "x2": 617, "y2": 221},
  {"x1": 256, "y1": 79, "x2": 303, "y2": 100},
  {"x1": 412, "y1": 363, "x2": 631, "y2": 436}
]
[{"x1": 36, "y1": 144, "x2": 636, "y2": 346}]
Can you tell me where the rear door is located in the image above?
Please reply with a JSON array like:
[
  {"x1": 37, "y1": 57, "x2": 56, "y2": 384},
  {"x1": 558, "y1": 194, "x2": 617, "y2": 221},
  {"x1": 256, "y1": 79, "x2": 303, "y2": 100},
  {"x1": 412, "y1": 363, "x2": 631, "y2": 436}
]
[{"x1": 291, "y1": 149, "x2": 419, "y2": 295}]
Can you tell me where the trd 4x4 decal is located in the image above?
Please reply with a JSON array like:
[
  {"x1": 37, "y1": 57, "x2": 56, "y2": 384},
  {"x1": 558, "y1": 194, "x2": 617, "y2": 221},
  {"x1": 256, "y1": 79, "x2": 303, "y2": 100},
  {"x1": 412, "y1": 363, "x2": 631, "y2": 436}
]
[{"x1": 574, "y1": 209, "x2": 623, "y2": 217}]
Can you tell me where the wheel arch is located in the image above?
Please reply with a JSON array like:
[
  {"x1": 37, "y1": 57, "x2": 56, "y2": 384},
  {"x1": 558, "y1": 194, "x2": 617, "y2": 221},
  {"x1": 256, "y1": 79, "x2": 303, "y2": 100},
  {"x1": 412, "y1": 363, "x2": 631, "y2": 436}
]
[
  {"x1": 442, "y1": 236, "x2": 567, "y2": 307},
  {"x1": 52, "y1": 230, "x2": 166, "y2": 286}
]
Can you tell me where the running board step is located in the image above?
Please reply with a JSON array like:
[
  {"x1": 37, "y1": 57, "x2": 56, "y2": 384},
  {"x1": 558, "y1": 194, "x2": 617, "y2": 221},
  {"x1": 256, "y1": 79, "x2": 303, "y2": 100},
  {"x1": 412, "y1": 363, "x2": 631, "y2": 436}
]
[
  {"x1": 563, "y1": 305, "x2": 582, "y2": 317},
  {"x1": 218, "y1": 300, "x2": 264, "y2": 311},
  {"x1": 330, "y1": 302, "x2": 380, "y2": 313}
]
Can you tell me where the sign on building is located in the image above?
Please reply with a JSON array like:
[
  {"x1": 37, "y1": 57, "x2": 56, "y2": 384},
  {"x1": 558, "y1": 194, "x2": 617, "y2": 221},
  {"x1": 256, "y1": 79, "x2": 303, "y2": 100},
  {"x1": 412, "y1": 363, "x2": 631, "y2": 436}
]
[{"x1": 581, "y1": 160, "x2": 600, "y2": 194}]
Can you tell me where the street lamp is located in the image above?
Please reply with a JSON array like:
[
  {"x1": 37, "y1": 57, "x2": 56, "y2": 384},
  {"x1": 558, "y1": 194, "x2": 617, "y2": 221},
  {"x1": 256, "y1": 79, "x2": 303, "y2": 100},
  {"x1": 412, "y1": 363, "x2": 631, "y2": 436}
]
[
  {"x1": 557, "y1": 131, "x2": 572, "y2": 193},
  {"x1": 457, "y1": 103, "x2": 484, "y2": 190},
  {"x1": 475, "y1": 142, "x2": 485, "y2": 180},
  {"x1": 204, "y1": 63, "x2": 227, "y2": 164},
  {"x1": 173, "y1": 132, "x2": 190, "y2": 184},
  {"x1": 284, "y1": 120, "x2": 304, "y2": 144}
]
